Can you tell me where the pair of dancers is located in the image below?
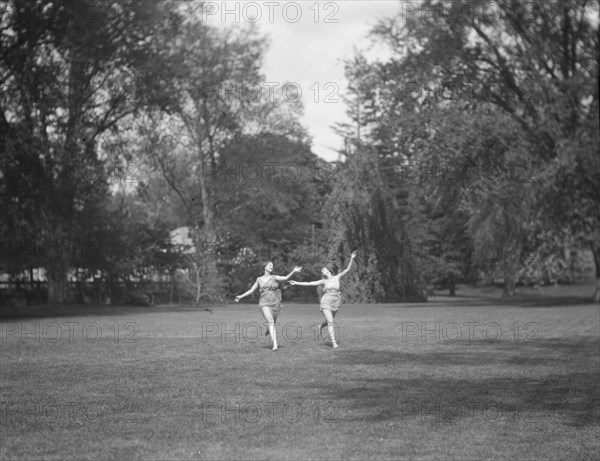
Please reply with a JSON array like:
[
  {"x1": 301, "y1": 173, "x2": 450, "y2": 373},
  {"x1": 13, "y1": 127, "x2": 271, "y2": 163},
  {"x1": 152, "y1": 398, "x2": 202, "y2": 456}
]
[{"x1": 234, "y1": 251, "x2": 357, "y2": 351}]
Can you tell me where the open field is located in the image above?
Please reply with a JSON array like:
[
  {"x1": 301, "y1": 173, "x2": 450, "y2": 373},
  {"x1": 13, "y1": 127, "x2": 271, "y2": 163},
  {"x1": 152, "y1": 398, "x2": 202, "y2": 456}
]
[{"x1": 1, "y1": 287, "x2": 599, "y2": 460}]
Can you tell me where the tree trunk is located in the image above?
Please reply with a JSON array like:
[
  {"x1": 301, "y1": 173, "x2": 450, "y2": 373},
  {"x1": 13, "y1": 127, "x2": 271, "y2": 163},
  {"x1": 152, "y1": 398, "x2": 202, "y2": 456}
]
[
  {"x1": 197, "y1": 143, "x2": 220, "y2": 296},
  {"x1": 194, "y1": 262, "x2": 201, "y2": 307},
  {"x1": 197, "y1": 143, "x2": 215, "y2": 238},
  {"x1": 591, "y1": 243, "x2": 600, "y2": 303},
  {"x1": 46, "y1": 263, "x2": 69, "y2": 303},
  {"x1": 502, "y1": 257, "x2": 516, "y2": 297},
  {"x1": 502, "y1": 279, "x2": 515, "y2": 297}
]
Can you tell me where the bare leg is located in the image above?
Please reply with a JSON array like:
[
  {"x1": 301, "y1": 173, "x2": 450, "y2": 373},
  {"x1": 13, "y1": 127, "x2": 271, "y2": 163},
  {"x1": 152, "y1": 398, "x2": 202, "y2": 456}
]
[
  {"x1": 266, "y1": 312, "x2": 280, "y2": 336},
  {"x1": 319, "y1": 320, "x2": 327, "y2": 335},
  {"x1": 261, "y1": 306, "x2": 278, "y2": 351},
  {"x1": 322, "y1": 309, "x2": 338, "y2": 348}
]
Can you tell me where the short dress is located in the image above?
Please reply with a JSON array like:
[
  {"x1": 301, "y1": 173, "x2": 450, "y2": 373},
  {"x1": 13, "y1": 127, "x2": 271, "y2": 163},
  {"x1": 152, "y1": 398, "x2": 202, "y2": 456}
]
[
  {"x1": 320, "y1": 275, "x2": 341, "y2": 312},
  {"x1": 258, "y1": 275, "x2": 282, "y2": 314}
]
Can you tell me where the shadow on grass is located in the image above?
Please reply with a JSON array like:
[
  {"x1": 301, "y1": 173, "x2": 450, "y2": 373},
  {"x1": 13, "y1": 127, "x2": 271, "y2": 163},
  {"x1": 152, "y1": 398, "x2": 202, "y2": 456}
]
[
  {"x1": 425, "y1": 295, "x2": 596, "y2": 308},
  {"x1": 0, "y1": 303, "x2": 220, "y2": 320},
  {"x1": 318, "y1": 339, "x2": 600, "y2": 428},
  {"x1": 427, "y1": 281, "x2": 597, "y2": 308},
  {"x1": 0, "y1": 300, "x2": 321, "y2": 320},
  {"x1": 0, "y1": 293, "x2": 596, "y2": 323}
]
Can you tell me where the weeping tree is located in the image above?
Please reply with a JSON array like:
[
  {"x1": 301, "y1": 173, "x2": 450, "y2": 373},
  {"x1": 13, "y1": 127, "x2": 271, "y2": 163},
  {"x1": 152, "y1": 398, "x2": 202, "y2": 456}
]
[
  {"x1": 368, "y1": 0, "x2": 599, "y2": 298},
  {"x1": 322, "y1": 143, "x2": 426, "y2": 302},
  {"x1": 422, "y1": 106, "x2": 540, "y2": 296},
  {"x1": 540, "y1": 124, "x2": 600, "y2": 300}
]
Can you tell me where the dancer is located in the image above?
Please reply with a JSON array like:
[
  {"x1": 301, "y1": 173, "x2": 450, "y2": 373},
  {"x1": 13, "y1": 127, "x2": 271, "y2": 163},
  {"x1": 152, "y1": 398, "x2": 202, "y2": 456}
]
[
  {"x1": 290, "y1": 251, "x2": 357, "y2": 349},
  {"x1": 234, "y1": 262, "x2": 302, "y2": 351}
]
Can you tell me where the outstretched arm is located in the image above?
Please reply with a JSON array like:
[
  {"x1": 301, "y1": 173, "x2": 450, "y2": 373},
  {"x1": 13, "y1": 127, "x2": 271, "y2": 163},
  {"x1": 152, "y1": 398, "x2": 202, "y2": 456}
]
[
  {"x1": 275, "y1": 266, "x2": 302, "y2": 281},
  {"x1": 234, "y1": 280, "x2": 259, "y2": 302},
  {"x1": 338, "y1": 251, "x2": 357, "y2": 278},
  {"x1": 289, "y1": 280, "x2": 324, "y2": 287}
]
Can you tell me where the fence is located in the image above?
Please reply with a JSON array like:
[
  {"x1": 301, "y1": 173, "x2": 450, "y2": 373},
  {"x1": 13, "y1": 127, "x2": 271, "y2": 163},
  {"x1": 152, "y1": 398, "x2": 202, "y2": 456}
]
[
  {"x1": 0, "y1": 278, "x2": 317, "y2": 307},
  {"x1": 0, "y1": 278, "x2": 190, "y2": 307}
]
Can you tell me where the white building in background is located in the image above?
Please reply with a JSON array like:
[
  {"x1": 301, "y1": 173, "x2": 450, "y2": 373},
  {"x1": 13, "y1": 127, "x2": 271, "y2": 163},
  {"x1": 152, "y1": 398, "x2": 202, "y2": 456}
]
[
  {"x1": 169, "y1": 226, "x2": 195, "y2": 253},
  {"x1": 168, "y1": 226, "x2": 259, "y2": 265}
]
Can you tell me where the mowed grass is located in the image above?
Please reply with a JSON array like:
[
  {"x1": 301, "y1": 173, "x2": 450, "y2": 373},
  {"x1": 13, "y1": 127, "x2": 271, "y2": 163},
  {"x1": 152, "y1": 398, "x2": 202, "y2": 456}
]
[{"x1": 1, "y1": 292, "x2": 599, "y2": 460}]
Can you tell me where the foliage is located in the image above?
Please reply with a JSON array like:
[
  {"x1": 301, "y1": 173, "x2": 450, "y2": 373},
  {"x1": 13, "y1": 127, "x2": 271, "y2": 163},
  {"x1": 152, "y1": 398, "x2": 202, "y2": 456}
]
[
  {"x1": 0, "y1": 0, "x2": 182, "y2": 301},
  {"x1": 323, "y1": 144, "x2": 426, "y2": 302},
  {"x1": 337, "y1": 0, "x2": 599, "y2": 297}
]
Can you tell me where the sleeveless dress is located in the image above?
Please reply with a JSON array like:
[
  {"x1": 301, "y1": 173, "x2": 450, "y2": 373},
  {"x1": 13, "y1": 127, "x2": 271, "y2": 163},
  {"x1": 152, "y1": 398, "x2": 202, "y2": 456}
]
[
  {"x1": 258, "y1": 275, "x2": 282, "y2": 314},
  {"x1": 320, "y1": 275, "x2": 341, "y2": 312}
]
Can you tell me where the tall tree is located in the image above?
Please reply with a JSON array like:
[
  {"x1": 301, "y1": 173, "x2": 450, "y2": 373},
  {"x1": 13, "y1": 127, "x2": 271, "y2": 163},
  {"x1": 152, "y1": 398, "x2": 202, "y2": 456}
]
[
  {"x1": 323, "y1": 142, "x2": 425, "y2": 302},
  {"x1": 1, "y1": 0, "x2": 182, "y2": 302},
  {"x1": 164, "y1": 20, "x2": 265, "y2": 241},
  {"x1": 349, "y1": 0, "x2": 598, "y2": 296}
]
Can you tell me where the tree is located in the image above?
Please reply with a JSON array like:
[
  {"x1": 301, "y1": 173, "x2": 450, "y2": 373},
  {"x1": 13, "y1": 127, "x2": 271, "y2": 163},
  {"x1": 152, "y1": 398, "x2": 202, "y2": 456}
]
[
  {"x1": 125, "y1": 16, "x2": 269, "y2": 300},
  {"x1": 160, "y1": 20, "x2": 266, "y2": 239},
  {"x1": 1, "y1": 0, "x2": 182, "y2": 302},
  {"x1": 347, "y1": 0, "x2": 598, "y2": 296},
  {"x1": 374, "y1": 0, "x2": 600, "y2": 294},
  {"x1": 540, "y1": 122, "x2": 600, "y2": 299},
  {"x1": 322, "y1": 142, "x2": 425, "y2": 302}
]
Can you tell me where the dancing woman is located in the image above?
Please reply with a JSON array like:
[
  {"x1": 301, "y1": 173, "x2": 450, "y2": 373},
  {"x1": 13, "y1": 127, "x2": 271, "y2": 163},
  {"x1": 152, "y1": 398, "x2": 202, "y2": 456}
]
[
  {"x1": 290, "y1": 251, "x2": 357, "y2": 349},
  {"x1": 234, "y1": 262, "x2": 302, "y2": 351}
]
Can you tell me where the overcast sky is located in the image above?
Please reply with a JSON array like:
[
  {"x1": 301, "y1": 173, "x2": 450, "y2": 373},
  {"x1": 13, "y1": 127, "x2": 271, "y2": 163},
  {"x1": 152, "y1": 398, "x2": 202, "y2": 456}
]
[{"x1": 203, "y1": 1, "x2": 401, "y2": 161}]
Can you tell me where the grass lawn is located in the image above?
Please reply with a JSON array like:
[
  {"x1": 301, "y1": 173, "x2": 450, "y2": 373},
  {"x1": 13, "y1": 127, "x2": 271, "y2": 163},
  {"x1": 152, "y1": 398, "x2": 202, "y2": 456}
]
[{"x1": 1, "y1": 287, "x2": 599, "y2": 460}]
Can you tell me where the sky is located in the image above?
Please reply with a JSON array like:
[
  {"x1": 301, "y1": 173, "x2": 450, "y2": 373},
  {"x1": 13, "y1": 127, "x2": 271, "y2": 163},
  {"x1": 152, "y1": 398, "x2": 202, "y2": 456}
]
[{"x1": 202, "y1": 1, "x2": 402, "y2": 161}]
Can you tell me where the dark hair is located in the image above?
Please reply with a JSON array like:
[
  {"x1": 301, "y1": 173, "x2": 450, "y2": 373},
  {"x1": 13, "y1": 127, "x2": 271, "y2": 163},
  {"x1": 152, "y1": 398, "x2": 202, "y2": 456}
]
[
  {"x1": 322, "y1": 267, "x2": 334, "y2": 278},
  {"x1": 263, "y1": 261, "x2": 273, "y2": 269}
]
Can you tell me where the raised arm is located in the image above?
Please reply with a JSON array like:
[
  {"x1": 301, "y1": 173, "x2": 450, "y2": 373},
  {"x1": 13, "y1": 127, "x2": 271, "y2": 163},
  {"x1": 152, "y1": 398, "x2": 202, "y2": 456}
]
[
  {"x1": 337, "y1": 251, "x2": 357, "y2": 278},
  {"x1": 234, "y1": 280, "x2": 259, "y2": 302},
  {"x1": 275, "y1": 266, "x2": 302, "y2": 281},
  {"x1": 289, "y1": 280, "x2": 324, "y2": 287}
]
